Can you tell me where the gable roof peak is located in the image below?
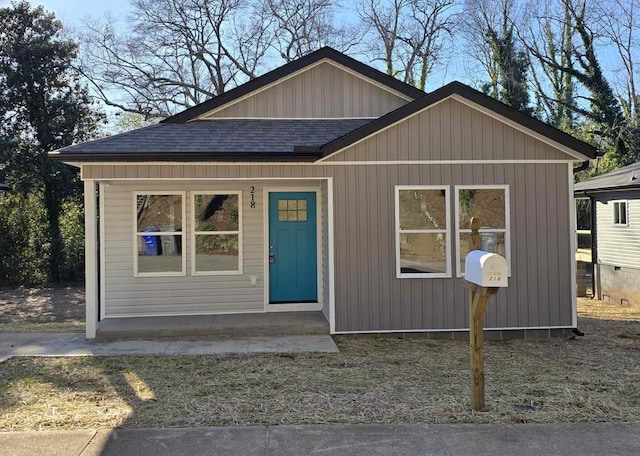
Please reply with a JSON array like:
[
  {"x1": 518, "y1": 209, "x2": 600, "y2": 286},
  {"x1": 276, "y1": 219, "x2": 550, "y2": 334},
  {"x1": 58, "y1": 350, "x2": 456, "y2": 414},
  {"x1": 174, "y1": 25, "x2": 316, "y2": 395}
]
[
  {"x1": 317, "y1": 79, "x2": 597, "y2": 160},
  {"x1": 162, "y1": 48, "x2": 426, "y2": 124}
]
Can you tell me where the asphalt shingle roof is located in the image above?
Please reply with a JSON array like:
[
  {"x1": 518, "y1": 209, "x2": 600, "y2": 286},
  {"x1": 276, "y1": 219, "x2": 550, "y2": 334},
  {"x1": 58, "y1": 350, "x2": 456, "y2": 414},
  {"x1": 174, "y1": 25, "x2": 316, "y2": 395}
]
[
  {"x1": 51, "y1": 119, "x2": 373, "y2": 161},
  {"x1": 574, "y1": 161, "x2": 640, "y2": 193}
]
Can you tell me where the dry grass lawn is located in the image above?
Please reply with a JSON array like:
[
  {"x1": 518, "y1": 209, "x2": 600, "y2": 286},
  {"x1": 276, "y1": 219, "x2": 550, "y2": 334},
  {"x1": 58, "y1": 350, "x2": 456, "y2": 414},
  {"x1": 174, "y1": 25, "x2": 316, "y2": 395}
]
[
  {"x1": 1, "y1": 297, "x2": 638, "y2": 431},
  {"x1": 0, "y1": 286, "x2": 84, "y2": 333}
]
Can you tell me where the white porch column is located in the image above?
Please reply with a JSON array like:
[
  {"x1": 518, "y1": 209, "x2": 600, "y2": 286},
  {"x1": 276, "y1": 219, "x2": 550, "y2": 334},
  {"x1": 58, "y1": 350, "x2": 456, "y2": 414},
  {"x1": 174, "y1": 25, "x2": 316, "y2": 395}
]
[
  {"x1": 327, "y1": 177, "x2": 336, "y2": 334},
  {"x1": 84, "y1": 180, "x2": 98, "y2": 339}
]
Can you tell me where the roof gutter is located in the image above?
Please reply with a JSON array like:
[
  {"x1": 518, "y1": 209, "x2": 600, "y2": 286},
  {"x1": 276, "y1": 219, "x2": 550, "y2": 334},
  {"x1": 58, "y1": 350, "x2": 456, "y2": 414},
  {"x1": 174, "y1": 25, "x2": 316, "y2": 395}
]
[
  {"x1": 574, "y1": 185, "x2": 640, "y2": 197},
  {"x1": 573, "y1": 161, "x2": 590, "y2": 174}
]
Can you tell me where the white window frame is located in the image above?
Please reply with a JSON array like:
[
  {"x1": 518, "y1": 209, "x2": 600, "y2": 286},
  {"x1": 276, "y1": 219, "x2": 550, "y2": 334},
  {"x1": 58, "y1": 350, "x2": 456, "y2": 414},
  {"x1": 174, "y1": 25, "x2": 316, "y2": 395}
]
[
  {"x1": 612, "y1": 200, "x2": 628, "y2": 226},
  {"x1": 191, "y1": 191, "x2": 243, "y2": 276},
  {"x1": 454, "y1": 184, "x2": 511, "y2": 278},
  {"x1": 133, "y1": 191, "x2": 186, "y2": 277},
  {"x1": 395, "y1": 185, "x2": 451, "y2": 279}
]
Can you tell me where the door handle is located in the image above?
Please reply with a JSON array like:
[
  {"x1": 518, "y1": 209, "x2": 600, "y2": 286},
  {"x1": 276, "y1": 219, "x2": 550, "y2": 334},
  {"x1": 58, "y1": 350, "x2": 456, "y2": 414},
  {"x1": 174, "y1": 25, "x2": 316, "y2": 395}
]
[{"x1": 269, "y1": 254, "x2": 275, "y2": 263}]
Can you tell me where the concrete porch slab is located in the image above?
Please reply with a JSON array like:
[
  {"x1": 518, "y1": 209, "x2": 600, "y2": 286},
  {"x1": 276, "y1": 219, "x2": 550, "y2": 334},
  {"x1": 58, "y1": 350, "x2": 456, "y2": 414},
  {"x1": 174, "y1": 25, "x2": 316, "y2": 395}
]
[{"x1": 96, "y1": 311, "x2": 329, "y2": 340}]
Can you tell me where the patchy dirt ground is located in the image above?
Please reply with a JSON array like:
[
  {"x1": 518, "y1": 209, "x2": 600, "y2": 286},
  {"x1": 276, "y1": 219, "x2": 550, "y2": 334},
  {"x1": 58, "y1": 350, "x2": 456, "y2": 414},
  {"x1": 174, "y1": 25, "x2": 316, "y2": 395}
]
[
  {"x1": 0, "y1": 286, "x2": 85, "y2": 333},
  {"x1": 0, "y1": 294, "x2": 638, "y2": 430}
]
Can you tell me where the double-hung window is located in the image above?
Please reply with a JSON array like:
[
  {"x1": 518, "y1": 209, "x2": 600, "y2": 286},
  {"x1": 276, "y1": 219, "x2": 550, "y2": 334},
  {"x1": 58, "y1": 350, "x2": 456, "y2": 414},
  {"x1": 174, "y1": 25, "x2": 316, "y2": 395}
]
[
  {"x1": 613, "y1": 200, "x2": 628, "y2": 226},
  {"x1": 395, "y1": 186, "x2": 451, "y2": 278},
  {"x1": 455, "y1": 185, "x2": 510, "y2": 276},
  {"x1": 192, "y1": 192, "x2": 242, "y2": 275},
  {"x1": 134, "y1": 192, "x2": 186, "y2": 276}
]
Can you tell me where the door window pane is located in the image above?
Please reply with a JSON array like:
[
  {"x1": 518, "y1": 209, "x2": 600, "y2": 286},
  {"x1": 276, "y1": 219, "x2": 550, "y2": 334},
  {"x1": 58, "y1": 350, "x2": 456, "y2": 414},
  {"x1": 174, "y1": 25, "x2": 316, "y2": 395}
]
[{"x1": 278, "y1": 199, "x2": 309, "y2": 222}]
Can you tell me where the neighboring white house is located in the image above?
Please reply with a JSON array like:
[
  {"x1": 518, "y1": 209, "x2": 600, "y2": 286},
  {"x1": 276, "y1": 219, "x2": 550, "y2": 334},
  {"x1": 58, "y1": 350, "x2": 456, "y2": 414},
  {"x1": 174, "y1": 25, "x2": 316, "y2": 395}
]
[{"x1": 575, "y1": 161, "x2": 640, "y2": 306}]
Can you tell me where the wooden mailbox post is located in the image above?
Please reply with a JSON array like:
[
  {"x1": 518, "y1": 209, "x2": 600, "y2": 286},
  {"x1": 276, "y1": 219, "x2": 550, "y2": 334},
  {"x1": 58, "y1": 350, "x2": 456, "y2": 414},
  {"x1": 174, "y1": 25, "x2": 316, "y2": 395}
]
[{"x1": 464, "y1": 217, "x2": 508, "y2": 411}]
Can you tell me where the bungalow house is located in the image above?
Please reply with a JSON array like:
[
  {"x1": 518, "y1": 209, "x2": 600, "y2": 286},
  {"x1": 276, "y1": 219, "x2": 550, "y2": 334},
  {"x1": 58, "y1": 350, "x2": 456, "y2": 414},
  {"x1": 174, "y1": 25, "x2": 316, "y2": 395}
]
[
  {"x1": 49, "y1": 48, "x2": 597, "y2": 340},
  {"x1": 574, "y1": 161, "x2": 640, "y2": 306}
]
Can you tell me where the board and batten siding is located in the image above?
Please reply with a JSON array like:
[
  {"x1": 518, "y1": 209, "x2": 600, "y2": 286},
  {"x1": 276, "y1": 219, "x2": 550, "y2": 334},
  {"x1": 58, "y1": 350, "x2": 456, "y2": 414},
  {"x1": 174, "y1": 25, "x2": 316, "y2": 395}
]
[
  {"x1": 91, "y1": 162, "x2": 573, "y2": 331},
  {"x1": 200, "y1": 62, "x2": 410, "y2": 119},
  {"x1": 595, "y1": 194, "x2": 640, "y2": 268},
  {"x1": 325, "y1": 98, "x2": 572, "y2": 162},
  {"x1": 102, "y1": 180, "x2": 324, "y2": 317}
]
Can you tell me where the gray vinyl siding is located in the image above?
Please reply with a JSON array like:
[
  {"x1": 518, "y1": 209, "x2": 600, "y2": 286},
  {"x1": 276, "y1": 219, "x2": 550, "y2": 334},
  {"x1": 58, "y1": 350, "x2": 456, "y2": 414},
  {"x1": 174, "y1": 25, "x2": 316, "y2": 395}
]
[
  {"x1": 102, "y1": 180, "x2": 323, "y2": 317},
  {"x1": 87, "y1": 93, "x2": 577, "y2": 330},
  {"x1": 325, "y1": 98, "x2": 574, "y2": 162},
  {"x1": 91, "y1": 162, "x2": 573, "y2": 331},
  {"x1": 201, "y1": 62, "x2": 409, "y2": 119},
  {"x1": 595, "y1": 194, "x2": 640, "y2": 269}
]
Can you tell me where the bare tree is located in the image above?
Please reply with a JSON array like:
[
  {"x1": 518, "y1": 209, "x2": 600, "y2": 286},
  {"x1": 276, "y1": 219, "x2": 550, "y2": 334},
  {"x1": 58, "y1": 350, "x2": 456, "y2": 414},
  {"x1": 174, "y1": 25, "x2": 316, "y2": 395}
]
[
  {"x1": 461, "y1": 0, "x2": 531, "y2": 112},
  {"x1": 260, "y1": 0, "x2": 361, "y2": 62},
  {"x1": 358, "y1": 0, "x2": 456, "y2": 90},
  {"x1": 523, "y1": 0, "x2": 576, "y2": 128},
  {"x1": 597, "y1": 0, "x2": 640, "y2": 122},
  {"x1": 523, "y1": 0, "x2": 633, "y2": 165},
  {"x1": 79, "y1": 0, "x2": 271, "y2": 118},
  {"x1": 358, "y1": 0, "x2": 404, "y2": 77}
]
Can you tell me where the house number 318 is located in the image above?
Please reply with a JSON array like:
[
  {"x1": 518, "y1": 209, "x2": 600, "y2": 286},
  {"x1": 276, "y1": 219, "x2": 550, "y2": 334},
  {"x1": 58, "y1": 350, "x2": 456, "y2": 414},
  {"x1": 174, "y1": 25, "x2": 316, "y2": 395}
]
[{"x1": 250, "y1": 186, "x2": 256, "y2": 208}]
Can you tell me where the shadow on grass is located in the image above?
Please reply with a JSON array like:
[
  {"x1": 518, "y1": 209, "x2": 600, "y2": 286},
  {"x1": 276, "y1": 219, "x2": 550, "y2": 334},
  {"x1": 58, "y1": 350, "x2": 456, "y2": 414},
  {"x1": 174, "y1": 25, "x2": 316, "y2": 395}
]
[
  {"x1": 0, "y1": 286, "x2": 85, "y2": 332},
  {"x1": 1, "y1": 315, "x2": 639, "y2": 454}
]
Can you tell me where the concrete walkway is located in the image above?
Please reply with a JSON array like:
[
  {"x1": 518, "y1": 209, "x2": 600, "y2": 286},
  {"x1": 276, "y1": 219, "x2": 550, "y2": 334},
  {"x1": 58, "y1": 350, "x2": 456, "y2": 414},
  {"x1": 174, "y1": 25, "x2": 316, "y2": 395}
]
[
  {"x1": 0, "y1": 332, "x2": 338, "y2": 363},
  {"x1": 0, "y1": 423, "x2": 637, "y2": 456}
]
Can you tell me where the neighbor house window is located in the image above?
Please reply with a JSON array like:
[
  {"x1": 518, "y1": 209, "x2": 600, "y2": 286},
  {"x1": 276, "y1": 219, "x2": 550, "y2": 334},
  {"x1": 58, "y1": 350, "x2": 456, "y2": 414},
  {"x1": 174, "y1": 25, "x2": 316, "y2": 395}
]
[
  {"x1": 395, "y1": 186, "x2": 451, "y2": 278},
  {"x1": 455, "y1": 185, "x2": 510, "y2": 277},
  {"x1": 192, "y1": 192, "x2": 242, "y2": 275},
  {"x1": 613, "y1": 200, "x2": 628, "y2": 226},
  {"x1": 134, "y1": 192, "x2": 185, "y2": 276}
]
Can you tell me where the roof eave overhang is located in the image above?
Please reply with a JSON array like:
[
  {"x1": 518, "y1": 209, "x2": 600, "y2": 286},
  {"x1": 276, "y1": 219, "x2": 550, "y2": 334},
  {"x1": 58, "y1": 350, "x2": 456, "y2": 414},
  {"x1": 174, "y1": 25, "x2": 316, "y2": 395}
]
[
  {"x1": 48, "y1": 151, "x2": 323, "y2": 163},
  {"x1": 574, "y1": 185, "x2": 640, "y2": 197}
]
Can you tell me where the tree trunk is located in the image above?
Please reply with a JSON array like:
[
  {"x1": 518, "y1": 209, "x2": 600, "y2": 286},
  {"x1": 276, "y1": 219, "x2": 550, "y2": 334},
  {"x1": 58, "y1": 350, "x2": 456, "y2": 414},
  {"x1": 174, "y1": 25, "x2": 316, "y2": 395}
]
[{"x1": 45, "y1": 180, "x2": 63, "y2": 283}]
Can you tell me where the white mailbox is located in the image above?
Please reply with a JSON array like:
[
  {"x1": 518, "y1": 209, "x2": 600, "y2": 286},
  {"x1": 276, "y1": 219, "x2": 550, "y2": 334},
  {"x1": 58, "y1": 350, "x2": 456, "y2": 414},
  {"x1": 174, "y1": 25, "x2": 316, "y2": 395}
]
[{"x1": 465, "y1": 250, "x2": 508, "y2": 287}]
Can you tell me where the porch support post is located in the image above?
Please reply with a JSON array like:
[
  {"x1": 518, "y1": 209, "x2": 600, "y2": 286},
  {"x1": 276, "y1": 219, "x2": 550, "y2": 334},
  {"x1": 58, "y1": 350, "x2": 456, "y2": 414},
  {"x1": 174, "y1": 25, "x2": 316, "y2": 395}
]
[
  {"x1": 84, "y1": 180, "x2": 98, "y2": 339},
  {"x1": 327, "y1": 177, "x2": 336, "y2": 334}
]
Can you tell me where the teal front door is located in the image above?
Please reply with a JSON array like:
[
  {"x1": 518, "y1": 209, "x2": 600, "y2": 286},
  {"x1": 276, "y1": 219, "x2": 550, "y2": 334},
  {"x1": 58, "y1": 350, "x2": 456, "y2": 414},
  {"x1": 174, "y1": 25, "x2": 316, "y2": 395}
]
[{"x1": 268, "y1": 192, "x2": 318, "y2": 303}]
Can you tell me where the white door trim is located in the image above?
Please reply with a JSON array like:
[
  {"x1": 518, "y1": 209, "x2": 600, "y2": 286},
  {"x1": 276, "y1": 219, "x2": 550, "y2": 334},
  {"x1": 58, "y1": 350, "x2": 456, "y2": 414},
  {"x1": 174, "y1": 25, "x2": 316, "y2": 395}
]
[{"x1": 263, "y1": 186, "x2": 323, "y2": 312}]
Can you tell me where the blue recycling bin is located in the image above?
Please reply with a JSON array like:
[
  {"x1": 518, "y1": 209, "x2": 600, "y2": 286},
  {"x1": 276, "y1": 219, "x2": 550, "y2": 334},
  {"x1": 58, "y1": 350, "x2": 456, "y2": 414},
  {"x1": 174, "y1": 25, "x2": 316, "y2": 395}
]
[{"x1": 142, "y1": 226, "x2": 160, "y2": 255}]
